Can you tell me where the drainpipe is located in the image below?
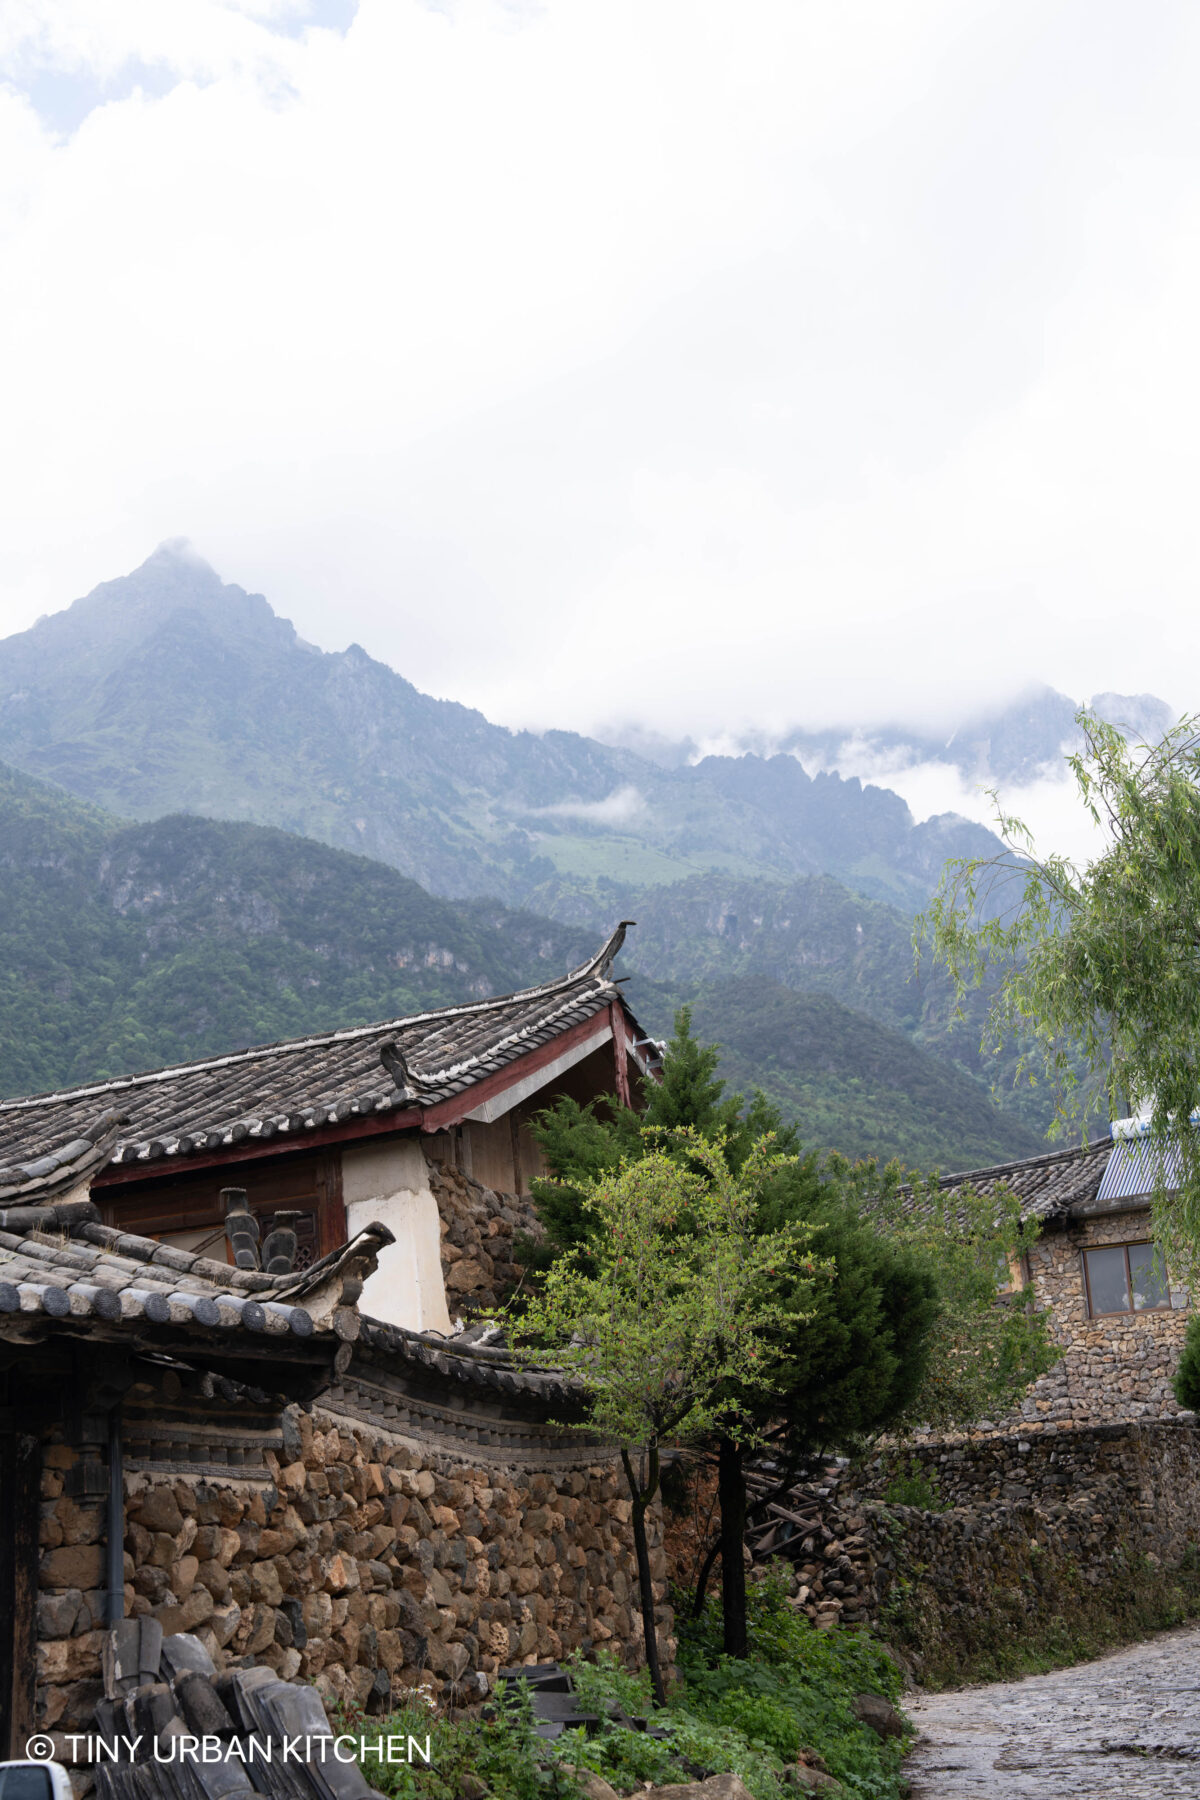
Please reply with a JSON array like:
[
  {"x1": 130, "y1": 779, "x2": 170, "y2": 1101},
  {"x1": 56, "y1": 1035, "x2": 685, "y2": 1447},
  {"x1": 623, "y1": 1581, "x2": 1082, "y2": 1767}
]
[{"x1": 106, "y1": 1406, "x2": 125, "y2": 1627}]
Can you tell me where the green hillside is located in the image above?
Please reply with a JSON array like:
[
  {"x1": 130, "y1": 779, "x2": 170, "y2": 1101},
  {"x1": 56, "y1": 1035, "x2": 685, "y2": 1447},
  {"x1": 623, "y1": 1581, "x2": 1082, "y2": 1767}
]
[
  {"x1": 536, "y1": 869, "x2": 1057, "y2": 1138},
  {"x1": 0, "y1": 761, "x2": 1041, "y2": 1170},
  {"x1": 0, "y1": 760, "x2": 590, "y2": 1095},
  {"x1": 668, "y1": 978, "x2": 1042, "y2": 1169}
]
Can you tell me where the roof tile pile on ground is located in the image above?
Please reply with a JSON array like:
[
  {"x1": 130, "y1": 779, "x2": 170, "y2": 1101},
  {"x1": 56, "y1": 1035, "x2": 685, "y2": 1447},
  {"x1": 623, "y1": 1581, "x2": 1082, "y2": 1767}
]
[{"x1": 0, "y1": 926, "x2": 632, "y2": 1172}]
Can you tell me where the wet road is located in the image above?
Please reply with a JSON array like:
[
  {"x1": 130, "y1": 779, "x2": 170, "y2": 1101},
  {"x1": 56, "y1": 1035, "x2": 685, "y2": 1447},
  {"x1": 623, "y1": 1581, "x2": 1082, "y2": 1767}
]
[{"x1": 905, "y1": 1624, "x2": 1200, "y2": 1797}]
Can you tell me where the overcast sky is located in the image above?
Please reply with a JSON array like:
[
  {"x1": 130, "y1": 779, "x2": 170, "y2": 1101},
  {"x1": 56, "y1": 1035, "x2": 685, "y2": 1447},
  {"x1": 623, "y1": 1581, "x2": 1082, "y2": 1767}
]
[{"x1": 2, "y1": 0, "x2": 1198, "y2": 748}]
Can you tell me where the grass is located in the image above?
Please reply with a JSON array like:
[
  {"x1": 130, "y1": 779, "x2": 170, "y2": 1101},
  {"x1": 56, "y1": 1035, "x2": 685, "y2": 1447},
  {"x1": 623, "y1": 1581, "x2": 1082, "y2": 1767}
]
[{"x1": 351, "y1": 1571, "x2": 909, "y2": 1800}]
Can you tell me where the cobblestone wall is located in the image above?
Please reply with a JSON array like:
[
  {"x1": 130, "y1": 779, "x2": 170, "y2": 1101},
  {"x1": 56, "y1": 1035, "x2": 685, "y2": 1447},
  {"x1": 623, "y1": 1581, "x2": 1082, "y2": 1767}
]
[
  {"x1": 755, "y1": 1422, "x2": 1200, "y2": 1677},
  {"x1": 428, "y1": 1163, "x2": 540, "y2": 1317},
  {"x1": 34, "y1": 1402, "x2": 672, "y2": 1741},
  {"x1": 1015, "y1": 1212, "x2": 1192, "y2": 1428}
]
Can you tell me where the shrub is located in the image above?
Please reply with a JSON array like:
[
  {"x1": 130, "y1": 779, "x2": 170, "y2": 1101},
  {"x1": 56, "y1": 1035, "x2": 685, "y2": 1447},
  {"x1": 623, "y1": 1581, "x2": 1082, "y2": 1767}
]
[
  {"x1": 882, "y1": 1457, "x2": 947, "y2": 1511},
  {"x1": 1174, "y1": 1314, "x2": 1200, "y2": 1411},
  {"x1": 353, "y1": 1572, "x2": 909, "y2": 1800}
]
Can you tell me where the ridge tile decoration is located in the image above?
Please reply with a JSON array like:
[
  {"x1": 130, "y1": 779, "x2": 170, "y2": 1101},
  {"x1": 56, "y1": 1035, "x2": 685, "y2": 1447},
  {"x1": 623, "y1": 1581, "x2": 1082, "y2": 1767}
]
[{"x1": 0, "y1": 924, "x2": 642, "y2": 1170}]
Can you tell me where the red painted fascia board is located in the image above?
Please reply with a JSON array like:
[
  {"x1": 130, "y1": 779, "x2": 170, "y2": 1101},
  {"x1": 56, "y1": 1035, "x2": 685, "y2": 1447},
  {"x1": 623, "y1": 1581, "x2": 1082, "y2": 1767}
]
[{"x1": 94, "y1": 1003, "x2": 622, "y2": 1190}]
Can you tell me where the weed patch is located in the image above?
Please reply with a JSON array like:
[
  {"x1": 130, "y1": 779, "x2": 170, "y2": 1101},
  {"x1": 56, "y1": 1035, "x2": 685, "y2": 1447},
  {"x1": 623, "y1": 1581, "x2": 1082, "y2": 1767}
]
[{"x1": 352, "y1": 1571, "x2": 910, "y2": 1799}]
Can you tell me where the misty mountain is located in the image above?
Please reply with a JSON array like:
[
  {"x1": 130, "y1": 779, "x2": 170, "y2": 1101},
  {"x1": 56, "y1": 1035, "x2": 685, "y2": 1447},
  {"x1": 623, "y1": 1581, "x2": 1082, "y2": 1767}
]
[
  {"x1": 0, "y1": 757, "x2": 1039, "y2": 1168},
  {"x1": 0, "y1": 543, "x2": 1002, "y2": 915},
  {"x1": 604, "y1": 687, "x2": 1176, "y2": 790},
  {"x1": 778, "y1": 687, "x2": 1175, "y2": 788}
]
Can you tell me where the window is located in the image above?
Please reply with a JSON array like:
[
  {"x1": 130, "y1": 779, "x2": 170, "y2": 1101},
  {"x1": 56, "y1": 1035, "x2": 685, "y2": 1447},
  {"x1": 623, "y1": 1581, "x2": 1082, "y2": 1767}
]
[{"x1": 1082, "y1": 1242, "x2": 1171, "y2": 1316}]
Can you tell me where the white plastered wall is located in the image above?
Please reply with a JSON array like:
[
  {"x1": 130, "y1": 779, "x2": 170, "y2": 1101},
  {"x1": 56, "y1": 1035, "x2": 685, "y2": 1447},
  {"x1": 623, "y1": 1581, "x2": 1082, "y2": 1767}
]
[{"x1": 342, "y1": 1137, "x2": 452, "y2": 1334}]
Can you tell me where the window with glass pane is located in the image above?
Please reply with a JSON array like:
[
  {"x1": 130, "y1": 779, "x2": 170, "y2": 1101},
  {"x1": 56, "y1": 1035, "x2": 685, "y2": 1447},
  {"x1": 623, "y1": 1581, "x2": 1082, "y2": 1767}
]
[
  {"x1": 1083, "y1": 1242, "x2": 1171, "y2": 1315},
  {"x1": 1084, "y1": 1245, "x2": 1130, "y2": 1314},
  {"x1": 1128, "y1": 1242, "x2": 1171, "y2": 1310}
]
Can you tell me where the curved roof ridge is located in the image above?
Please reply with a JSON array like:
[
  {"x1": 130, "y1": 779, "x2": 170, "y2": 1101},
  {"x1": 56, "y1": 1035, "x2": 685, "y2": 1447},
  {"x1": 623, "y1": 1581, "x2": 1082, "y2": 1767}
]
[
  {"x1": 932, "y1": 1135, "x2": 1112, "y2": 1191},
  {"x1": 0, "y1": 923, "x2": 633, "y2": 1116}
]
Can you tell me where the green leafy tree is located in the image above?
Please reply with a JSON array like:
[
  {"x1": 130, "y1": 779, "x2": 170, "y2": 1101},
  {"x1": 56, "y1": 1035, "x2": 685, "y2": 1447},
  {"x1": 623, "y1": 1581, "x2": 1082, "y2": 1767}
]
[
  {"x1": 1173, "y1": 1314, "x2": 1200, "y2": 1412},
  {"x1": 692, "y1": 1163, "x2": 940, "y2": 1657},
  {"x1": 524, "y1": 1010, "x2": 1047, "y2": 1660},
  {"x1": 841, "y1": 1158, "x2": 1059, "y2": 1432},
  {"x1": 513, "y1": 1131, "x2": 818, "y2": 1705},
  {"x1": 519, "y1": 1008, "x2": 795, "y2": 1276},
  {"x1": 516, "y1": 1096, "x2": 642, "y2": 1274},
  {"x1": 918, "y1": 710, "x2": 1200, "y2": 1269}
]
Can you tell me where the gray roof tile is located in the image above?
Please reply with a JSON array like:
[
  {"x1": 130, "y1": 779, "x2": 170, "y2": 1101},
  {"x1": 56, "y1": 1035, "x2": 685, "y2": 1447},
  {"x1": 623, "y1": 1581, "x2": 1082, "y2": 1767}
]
[
  {"x1": 0, "y1": 925, "x2": 632, "y2": 1172},
  {"x1": 930, "y1": 1137, "x2": 1114, "y2": 1222}
]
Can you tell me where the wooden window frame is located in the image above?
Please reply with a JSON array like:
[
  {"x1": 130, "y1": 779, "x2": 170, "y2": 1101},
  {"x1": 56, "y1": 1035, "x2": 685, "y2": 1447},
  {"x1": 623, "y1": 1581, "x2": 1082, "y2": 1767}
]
[{"x1": 1081, "y1": 1240, "x2": 1172, "y2": 1317}]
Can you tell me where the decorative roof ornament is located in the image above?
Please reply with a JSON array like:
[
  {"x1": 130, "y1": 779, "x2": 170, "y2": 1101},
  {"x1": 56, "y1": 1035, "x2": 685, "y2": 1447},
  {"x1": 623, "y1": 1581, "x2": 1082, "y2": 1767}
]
[{"x1": 0, "y1": 925, "x2": 642, "y2": 1172}]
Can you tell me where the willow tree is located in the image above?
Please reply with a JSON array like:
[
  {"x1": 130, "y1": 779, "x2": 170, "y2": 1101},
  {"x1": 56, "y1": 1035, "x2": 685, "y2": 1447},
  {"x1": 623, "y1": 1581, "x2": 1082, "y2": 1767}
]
[
  {"x1": 513, "y1": 1131, "x2": 818, "y2": 1704},
  {"x1": 918, "y1": 709, "x2": 1200, "y2": 1267}
]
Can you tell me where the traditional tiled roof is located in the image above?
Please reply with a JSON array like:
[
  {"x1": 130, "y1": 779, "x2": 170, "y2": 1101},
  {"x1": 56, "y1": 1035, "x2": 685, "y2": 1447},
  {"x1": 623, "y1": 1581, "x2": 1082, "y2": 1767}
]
[
  {"x1": 931, "y1": 1136, "x2": 1114, "y2": 1223},
  {"x1": 0, "y1": 1128, "x2": 574, "y2": 1407},
  {"x1": 0, "y1": 924, "x2": 634, "y2": 1174},
  {"x1": 354, "y1": 1316, "x2": 578, "y2": 1411},
  {"x1": 0, "y1": 1178, "x2": 391, "y2": 1346},
  {"x1": 0, "y1": 1108, "x2": 125, "y2": 1205}
]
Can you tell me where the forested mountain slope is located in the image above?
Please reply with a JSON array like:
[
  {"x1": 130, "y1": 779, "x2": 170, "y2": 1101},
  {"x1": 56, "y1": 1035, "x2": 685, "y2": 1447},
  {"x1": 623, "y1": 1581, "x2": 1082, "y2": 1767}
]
[
  {"x1": 675, "y1": 978, "x2": 1042, "y2": 1169},
  {"x1": 0, "y1": 760, "x2": 590, "y2": 1095},
  {"x1": 0, "y1": 760, "x2": 1038, "y2": 1168}
]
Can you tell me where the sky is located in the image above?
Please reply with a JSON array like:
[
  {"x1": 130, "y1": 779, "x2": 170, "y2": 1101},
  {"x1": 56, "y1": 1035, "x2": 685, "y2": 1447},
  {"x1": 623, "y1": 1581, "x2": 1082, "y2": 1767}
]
[{"x1": 2, "y1": 0, "x2": 1199, "y2": 763}]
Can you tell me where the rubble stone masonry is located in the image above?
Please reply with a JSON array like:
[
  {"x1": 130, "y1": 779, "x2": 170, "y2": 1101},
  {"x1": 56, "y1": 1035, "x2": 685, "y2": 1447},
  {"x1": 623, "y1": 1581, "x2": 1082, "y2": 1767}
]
[
  {"x1": 1013, "y1": 1210, "x2": 1192, "y2": 1428},
  {"x1": 749, "y1": 1420, "x2": 1200, "y2": 1677},
  {"x1": 429, "y1": 1162, "x2": 541, "y2": 1318},
  {"x1": 34, "y1": 1401, "x2": 672, "y2": 1743}
]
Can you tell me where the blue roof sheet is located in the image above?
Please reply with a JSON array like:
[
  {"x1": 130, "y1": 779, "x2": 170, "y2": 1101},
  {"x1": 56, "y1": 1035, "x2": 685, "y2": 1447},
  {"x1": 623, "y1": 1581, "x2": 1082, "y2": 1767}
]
[{"x1": 1095, "y1": 1137, "x2": 1181, "y2": 1204}]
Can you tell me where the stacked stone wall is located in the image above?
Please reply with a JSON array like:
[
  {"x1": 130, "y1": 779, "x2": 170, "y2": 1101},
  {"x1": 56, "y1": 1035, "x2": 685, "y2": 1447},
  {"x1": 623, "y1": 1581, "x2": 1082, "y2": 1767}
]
[
  {"x1": 741, "y1": 1421, "x2": 1200, "y2": 1676},
  {"x1": 427, "y1": 1164, "x2": 540, "y2": 1317},
  {"x1": 1013, "y1": 1212, "x2": 1192, "y2": 1428},
  {"x1": 856, "y1": 1416, "x2": 1200, "y2": 1534},
  {"x1": 34, "y1": 1402, "x2": 672, "y2": 1744}
]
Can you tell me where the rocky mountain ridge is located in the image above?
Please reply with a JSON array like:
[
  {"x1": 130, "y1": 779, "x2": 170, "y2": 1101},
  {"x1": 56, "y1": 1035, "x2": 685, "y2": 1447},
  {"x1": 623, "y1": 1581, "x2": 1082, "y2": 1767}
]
[{"x1": 0, "y1": 543, "x2": 1002, "y2": 915}]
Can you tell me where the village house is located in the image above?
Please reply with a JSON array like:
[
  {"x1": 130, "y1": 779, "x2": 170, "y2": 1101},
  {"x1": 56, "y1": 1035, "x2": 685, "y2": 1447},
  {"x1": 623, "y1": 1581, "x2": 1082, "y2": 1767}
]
[
  {"x1": 930, "y1": 1120, "x2": 1193, "y2": 1431},
  {"x1": 0, "y1": 923, "x2": 654, "y2": 1336},
  {"x1": 0, "y1": 926, "x2": 673, "y2": 1761}
]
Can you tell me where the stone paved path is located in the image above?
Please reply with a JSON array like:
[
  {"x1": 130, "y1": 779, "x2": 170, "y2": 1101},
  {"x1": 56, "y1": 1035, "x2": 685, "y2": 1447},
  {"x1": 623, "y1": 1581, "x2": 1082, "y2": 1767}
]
[{"x1": 904, "y1": 1624, "x2": 1200, "y2": 1796}]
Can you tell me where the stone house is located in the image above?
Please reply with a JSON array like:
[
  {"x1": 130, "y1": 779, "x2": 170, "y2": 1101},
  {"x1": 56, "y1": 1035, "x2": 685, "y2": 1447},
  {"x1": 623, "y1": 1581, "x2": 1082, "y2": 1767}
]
[
  {"x1": 930, "y1": 1124, "x2": 1193, "y2": 1431},
  {"x1": 0, "y1": 927, "x2": 671, "y2": 1760}
]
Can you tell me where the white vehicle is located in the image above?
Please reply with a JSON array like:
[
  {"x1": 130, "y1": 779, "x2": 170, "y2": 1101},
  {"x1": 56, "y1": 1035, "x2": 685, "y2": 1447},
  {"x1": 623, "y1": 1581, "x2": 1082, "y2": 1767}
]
[{"x1": 0, "y1": 1764, "x2": 73, "y2": 1800}]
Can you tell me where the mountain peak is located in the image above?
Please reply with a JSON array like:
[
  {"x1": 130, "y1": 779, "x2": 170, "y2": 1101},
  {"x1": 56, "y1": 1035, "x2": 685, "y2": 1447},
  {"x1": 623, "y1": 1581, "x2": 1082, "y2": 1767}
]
[
  {"x1": 143, "y1": 536, "x2": 218, "y2": 574},
  {"x1": 24, "y1": 543, "x2": 291, "y2": 664}
]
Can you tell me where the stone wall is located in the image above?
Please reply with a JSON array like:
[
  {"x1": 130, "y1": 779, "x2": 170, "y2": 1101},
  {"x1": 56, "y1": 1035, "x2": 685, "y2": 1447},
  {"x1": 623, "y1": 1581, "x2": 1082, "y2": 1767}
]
[
  {"x1": 428, "y1": 1162, "x2": 540, "y2": 1318},
  {"x1": 34, "y1": 1399, "x2": 672, "y2": 1745},
  {"x1": 1015, "y1": 1210, "x2": 1192, "y2": 1429},
  {"x1": 856, "y1": 1416, "x2": 1200, "y2": 1526},
  {"x1": 743, "y1": 1421, "x2": 1200, "y2": 1679}
]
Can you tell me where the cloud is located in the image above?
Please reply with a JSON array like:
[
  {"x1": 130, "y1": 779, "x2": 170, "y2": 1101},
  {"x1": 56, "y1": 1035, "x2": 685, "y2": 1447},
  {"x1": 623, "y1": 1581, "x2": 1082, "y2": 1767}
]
[
  {"x1": 0, "y1": 0, "x2": 1199, "y2": 749},
  {"x1": 528, "y1": 786, "x2": 647, "y2": 827},
  {"x1": 830, "y1": 754, "x2": 1106, "y2": 866}
]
